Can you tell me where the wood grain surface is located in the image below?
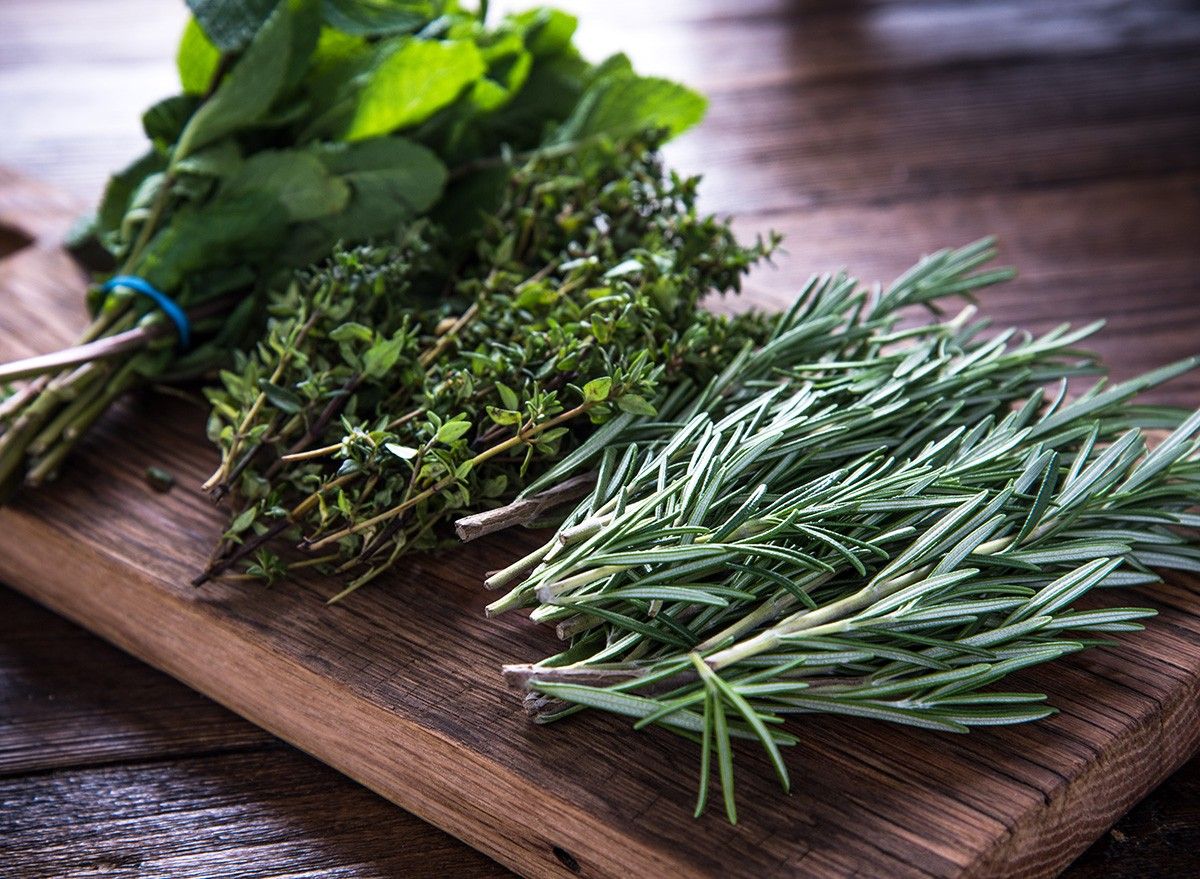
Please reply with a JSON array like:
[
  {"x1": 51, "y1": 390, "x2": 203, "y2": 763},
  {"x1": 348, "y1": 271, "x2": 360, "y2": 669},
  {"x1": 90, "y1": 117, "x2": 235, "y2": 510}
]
[
  {"x1": 0, "y1": 590, "x2": 510, "y2": 879},
  {"x1": 2, "y1": 1, "x2": 1199, "y2": 877}
]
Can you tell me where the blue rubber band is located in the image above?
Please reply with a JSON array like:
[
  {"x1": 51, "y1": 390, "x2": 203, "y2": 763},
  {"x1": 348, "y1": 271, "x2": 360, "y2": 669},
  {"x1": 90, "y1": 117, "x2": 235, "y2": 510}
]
[{"x1": 101, "y1": 275, "x2": 191, "y2": 348}]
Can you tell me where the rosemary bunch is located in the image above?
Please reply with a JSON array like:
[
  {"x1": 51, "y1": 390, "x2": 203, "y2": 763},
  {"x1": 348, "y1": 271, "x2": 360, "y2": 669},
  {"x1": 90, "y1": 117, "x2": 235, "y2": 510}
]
[
  {"x1": 486, "y1": 243, "x2": 1200, "y2": 822},
  {"x1": 200, "y1": 136, "x2": 777, "y2": 596}
]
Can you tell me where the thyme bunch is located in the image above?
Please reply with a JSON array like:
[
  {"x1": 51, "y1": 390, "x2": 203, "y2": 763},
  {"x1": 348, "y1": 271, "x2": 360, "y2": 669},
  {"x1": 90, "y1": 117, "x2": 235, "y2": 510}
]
[
  {"x1": 201, "y1": 136, "x2": 778, "y2": 595},
  {"x1": 485, "y1": 243, "x2": 1200, "y2": 822}
]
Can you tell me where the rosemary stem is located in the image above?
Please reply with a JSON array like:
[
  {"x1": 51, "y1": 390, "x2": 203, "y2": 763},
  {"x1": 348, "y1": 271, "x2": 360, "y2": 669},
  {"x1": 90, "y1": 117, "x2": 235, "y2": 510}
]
[
  {"x1": 483, "y1": 533, "x2": 562, "y2": 591},
  {"x1": 454, "y1": 471, "x2": 597, "y2": 541},
  {"x1": 694, "y1": 574, "x2": 832, "y2": 653},
  {"x1": 535, "y1": 565, "x2": 626, "y2": 602},
  {"x1": 706, "y1": 534, "x2": 1020, "y2": 671}
]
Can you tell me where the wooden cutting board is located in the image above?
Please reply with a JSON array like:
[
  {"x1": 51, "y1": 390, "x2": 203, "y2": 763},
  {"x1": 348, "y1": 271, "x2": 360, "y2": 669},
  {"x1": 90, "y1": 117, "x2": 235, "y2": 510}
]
[{"x1": 2, "y1": 168, "x2": 1199, "y2": 879}]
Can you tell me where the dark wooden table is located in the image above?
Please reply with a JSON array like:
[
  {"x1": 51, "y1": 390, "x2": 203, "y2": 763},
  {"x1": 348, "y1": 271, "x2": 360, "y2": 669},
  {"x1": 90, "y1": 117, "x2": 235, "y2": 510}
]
[{"x1": 1, "y1": 1, "x2": 1198, "y2": 876}]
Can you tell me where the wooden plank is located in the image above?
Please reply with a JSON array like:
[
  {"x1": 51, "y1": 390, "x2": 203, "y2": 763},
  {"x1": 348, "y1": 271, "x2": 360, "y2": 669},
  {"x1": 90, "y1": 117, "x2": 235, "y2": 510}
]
[
  {"x1": 0, "y1": 749, "x2": 510, "y2": 879},
  {"x1": 4, "y1": 0, "x2": 1200, "y2": 874},
  {"x1": 532, "y1": 0, "x2": 1200, "y2": 96},
  {"x1": 2, "y1": 172, "x2": 1199, "y2": 879},
  {"x1": 0, "y1": 583, "x2": 518, "y2": 877},
  {"x1": 0, "y1": 589, "x2": 272, "y2": 776},
  {"x1": 0, "y1": 574, "x2": 1187, "y2": 878},
  {"x1": 674, "y1": 46, "x2": 1200, "y2": 214},
  {"x1": 1065, "y1": 757, "x2": 1200, "y2": 878}
]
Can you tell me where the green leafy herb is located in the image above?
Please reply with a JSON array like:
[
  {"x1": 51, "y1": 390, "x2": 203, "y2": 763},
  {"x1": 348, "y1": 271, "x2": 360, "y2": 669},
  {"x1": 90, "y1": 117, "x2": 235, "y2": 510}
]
[
  {"x1": 197, "y1": 135, "x2": 777, "y2": 595},
  {"x1": 0, "y1": 0, "x2": 705, "y2": 500}
]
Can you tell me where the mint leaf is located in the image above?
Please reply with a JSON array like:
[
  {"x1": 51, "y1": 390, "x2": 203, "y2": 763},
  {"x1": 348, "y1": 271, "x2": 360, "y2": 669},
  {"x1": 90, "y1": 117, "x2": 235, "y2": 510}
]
[
  {"x1": 173, "y1": 141, "x2": 243, "y2": 178},
  {"x1": 345, "y1": 38, "x2": 486, "y2": 140},
  {"x1": 175, "y1": 0, "x2": 320, "y2": 162},
  {"x1": 294, "y1": 30, "x2": 377, "y2": 140},
  {"x1": 226, "y1": 150, "x2": 350, "y2": 222},
  {"x1": 135, "y1": 193, "x2": 288, "y2": 291},
  {"x1": 95, "y1": 150, "x2": 166, "y2": 252},
  {"x1": 477, "y1": 52, "x2": 589, "y2": 149},
  {"x1": 142, "y1": 95, "x2": 200, "y2": 148},
  {"x1": 185, "y1": 0, "x2": 278, "y2": 53},
  {"x1": 177, "y1": 17, "x2": 221, "y2": 95},
  {"x1": 509, "y1": 8, "x2": 577, "y2": 57},
  {"x1": 321, "y1": 0, "x2": 433, "y2": 35},
  {"x1": 470, "y1": 32, "x2": 532, "y2": 112},
  {"x1": 301, "y1": 137, "x2": 447, "y2": 245},
  {"x1": 557, "y1": 73, "x2": 706, "y2": 144},
  {"x1": 316, "y1": 136, "x2": 445, "y2": 210}
]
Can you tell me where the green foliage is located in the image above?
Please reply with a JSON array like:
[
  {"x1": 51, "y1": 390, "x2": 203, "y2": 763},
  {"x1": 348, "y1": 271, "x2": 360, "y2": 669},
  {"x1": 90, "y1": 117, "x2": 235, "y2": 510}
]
[
  {"x1": 345, "y1": 39, "x2": 487, "y2": 140},
  {"x1": 225, "y1": 151, "x2": 350, "y2": 222},
  {"x1": 185, "y1": 0, "x2": 279, "y2": 52},
  {"x1": 486, "y1": 242, "x2": 1200, "y2": 823},
  {"x1": 93, "y1": 150, "x2": 167, "y2": 254},
  {"x1": 557, "y1": 72, "x2": 707, "y2": 143},
  {"x1": 2, "y1": 0, "x2": 708, "y2": 496},
  {"x1": 176, "y1": 18, "x2": 221, "y2": 94},
  {"x1": 4, "y1": 4, "x2": 1200, "y2": 827},
  {"x1": 320, "y1": 0, "x2": 436, "y2": 36},
  {"x1": 175, "y1": 0, "x2": 322, "y2": 161},
  {"x1": 201, "y1": 135, "x2": 777, "y2": 594}
]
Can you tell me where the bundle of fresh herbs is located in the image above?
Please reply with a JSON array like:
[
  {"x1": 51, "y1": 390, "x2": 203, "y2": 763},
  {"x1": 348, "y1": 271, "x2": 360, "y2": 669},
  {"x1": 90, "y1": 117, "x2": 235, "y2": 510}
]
[
  {"x1": 0, "y1": 0, "x2": 705, "y2": 498},
  {"x1": 481, "y1": 242, "x2": 1200, "y2": 822},
  {"x1": 3, "y1": 0, "x2": 1197, "y2": 832},
  {"x1": 199, "y1": 134, "x2": 777, "y2": 596}
]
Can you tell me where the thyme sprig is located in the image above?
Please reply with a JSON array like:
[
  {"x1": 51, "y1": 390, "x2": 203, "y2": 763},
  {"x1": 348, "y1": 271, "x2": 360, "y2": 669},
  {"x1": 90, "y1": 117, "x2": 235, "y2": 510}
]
[{"x1": 487, "y1": 243, "x2": 1200, "y2": 823}]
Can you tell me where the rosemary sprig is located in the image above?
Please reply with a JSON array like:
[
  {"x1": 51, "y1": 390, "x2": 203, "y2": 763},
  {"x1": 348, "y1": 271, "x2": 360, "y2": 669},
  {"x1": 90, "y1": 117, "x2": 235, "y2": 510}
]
[{"x1": 487, "y1": 243, "x2": 1200, "y2": 823}]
